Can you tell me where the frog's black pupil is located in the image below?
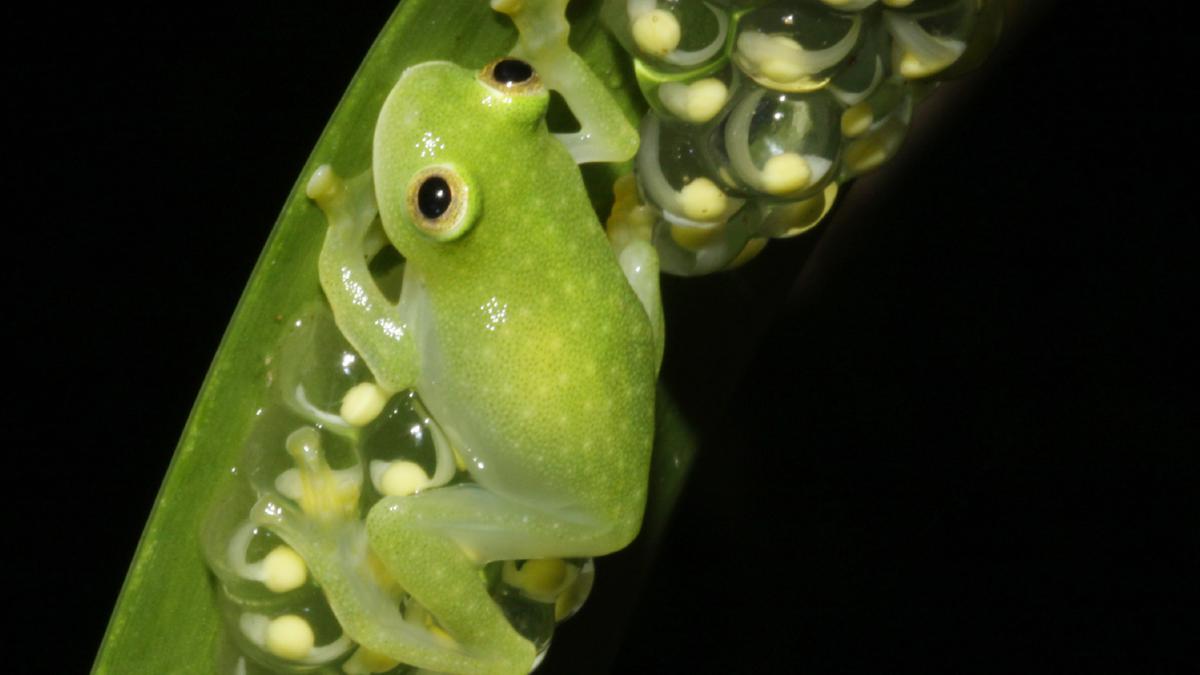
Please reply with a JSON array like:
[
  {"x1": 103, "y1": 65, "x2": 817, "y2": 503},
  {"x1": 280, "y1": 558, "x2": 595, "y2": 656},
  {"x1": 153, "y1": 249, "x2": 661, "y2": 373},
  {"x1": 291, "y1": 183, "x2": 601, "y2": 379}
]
[
  {"x1": 417, "y1": 176, "x2": 452, "y2": 219},
  {"x1": 494, "y1": 59, "x2": 533, "y2": 85}
]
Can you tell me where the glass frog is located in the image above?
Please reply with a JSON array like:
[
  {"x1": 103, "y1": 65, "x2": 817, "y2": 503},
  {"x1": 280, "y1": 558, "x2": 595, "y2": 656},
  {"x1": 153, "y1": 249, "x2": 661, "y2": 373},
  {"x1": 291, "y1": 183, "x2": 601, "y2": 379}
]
[{"x1": 220, "y1": 2, "x2": 665, "y2": 674}]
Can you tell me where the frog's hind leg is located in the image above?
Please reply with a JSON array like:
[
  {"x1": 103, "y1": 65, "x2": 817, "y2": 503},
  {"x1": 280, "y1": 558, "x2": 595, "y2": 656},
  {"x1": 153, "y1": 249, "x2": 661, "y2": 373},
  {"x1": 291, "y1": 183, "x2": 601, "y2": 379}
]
[
  {"x1": 365, "y1": 484, "x2": 635, "y2": 674},
  {"x1": 252, "y1": 493, "x2": 516, "y2": 675}
]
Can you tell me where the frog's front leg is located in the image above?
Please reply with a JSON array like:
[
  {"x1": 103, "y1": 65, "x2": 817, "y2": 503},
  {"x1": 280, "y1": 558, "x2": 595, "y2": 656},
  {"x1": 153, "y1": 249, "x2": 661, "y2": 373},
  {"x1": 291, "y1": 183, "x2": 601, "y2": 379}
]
[
  {"x1": 607, "y1": 174, "x2": 665, "y2": 369},
  {"x1": 493, "y1": 0, "x2": 639, "y2": 164},
  {"x1": 616, "y1": 239, "x2": 664, "y2": 371},
  {"x1": 307, "y1": 165, "x2": 418, "y2": 392},
  {"x1": 365, "y1": 484, "x2": 639, "y2": 674}
]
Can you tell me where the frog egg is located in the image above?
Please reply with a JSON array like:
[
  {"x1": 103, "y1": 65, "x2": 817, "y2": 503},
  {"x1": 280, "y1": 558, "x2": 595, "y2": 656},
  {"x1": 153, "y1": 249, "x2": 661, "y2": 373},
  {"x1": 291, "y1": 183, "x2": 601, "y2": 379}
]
[
  {"x1": 224, "y1": 599, "x2": 354, "y2": 670},
  {"x1": 817, "y1": 0, "x2": 879, "y2": 10},
  {"x1": 202, "y1": 484, "x2": 307, "y2": 603},
  {"x1": 486, "y1": 582, "x2": 558, "y2": 658},
  {"x1": 234, "y1": 407, "x2": 363, "y2": 524},
  {"x1": 261, "y1": 545, "x2": 308, "y2": 593},
  {"x1": 264, "y1": 615, "x2": 315, "y2": 660},
  {"x1": 636, "y1": 112, "x2": 744, "y2": 224},
  {"x1": 342, "y1": 645, "x2": 401, "y2": 675},
  {"x1": 732, "y1": 1, "x2": 864, "y2": 93},
  {"x1": 759, "y1": 181, "x2": 840, "y2": 238},
  {"x1": 273, "y1": 304, "x2": 378, "y2": 437},
  {"x1": 502, "y1": 558, "x2": 575, "y2": 603},
  {"x1": 374, "y1": 460, "x2": 429, "y2": 497},
  {"x1": 651, "y1": 198, "x2": 765, "y2": 276},
  {"x1": 720, "y1": 84, "x2": 842, "y2": 200},
  {"x1": 842, "y1": 113, "x2": 910, "y2": 177},
  {"x1": 828, "y1": 13, "x2": 892, "y2": 106},
  {"x1": 606, "y1": 173, "x2": 657, "y2": 253},
  {"x1": 339, "y1": 382, "x2": 389, "y2": 428},
  {"x1": 640, "y1": 68, "x2": 735, "y2": 126},
  {"x1": 883, "y1": 0, "x2": 979, "y2": 79},
  {"x1": 361, "y1": 391, "x2": 459, "y2": 502},
  {"x1": 553, "y1": 559, "x2": 596, "y2": 622},
  {"x1": 839, "y1": 76, "x2": 912, "y2": 139},
  {"x1": 838, "y1": 77, "x2": 914, "y2": 178},
  {"x1": 723, "y1": 236, "x2": 770, "y2": 270},
  {"x1": 601, "y1": 0, "x2": 733, "y2": 73},
  {"x1": 705, "y1": 0, "x2": 772, "y2": 7},
  {"x1": 909, "y1": 0, "x2": 1003, "y2": 80}
]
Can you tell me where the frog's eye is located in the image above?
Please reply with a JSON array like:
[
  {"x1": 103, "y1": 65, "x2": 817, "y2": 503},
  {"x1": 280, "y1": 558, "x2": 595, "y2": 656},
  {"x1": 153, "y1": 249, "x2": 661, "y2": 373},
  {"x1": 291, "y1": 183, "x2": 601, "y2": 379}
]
[
  {"x1": 405, "y1": 165, "x2": 478, "y2": 241},
  {"x1": 480, "y1": 57, "x2": 542, "y2": 95}
]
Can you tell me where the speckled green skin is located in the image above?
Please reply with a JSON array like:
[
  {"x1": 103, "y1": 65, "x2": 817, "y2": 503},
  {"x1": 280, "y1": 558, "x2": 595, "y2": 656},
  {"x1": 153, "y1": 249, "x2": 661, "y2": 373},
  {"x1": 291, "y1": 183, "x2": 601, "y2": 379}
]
[{"x1": 318, "y1": 61, "x2": 657, "y2": 674}]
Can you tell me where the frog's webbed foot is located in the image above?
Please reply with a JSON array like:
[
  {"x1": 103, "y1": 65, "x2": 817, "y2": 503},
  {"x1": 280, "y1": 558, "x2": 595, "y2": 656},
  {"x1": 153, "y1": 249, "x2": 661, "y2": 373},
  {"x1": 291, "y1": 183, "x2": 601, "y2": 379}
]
[
  {"x1": 607, "y1": 174, "x2": 665, "y2": 370},
  {"x1": 492, "y1": 0, "x2": 638, "y2": 165},
  {"x1": 306, "y1": 165, "x2": 418, "y2": 393}
]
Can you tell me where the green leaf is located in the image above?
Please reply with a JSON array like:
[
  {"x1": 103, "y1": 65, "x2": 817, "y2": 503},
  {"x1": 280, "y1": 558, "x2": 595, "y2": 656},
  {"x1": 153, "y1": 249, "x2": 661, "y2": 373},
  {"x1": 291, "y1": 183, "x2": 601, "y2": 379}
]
[{"x1": 93, "y1": 2, "x2": 694, "y2": 673}]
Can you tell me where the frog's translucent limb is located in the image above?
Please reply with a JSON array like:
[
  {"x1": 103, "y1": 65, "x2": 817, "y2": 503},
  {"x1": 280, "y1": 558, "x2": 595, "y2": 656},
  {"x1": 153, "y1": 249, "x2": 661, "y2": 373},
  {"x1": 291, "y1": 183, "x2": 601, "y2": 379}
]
[
  {"x1": 365, "y1": 484, "x2": 641, "y2": 674},
  {"x1": 274, "y1": 465, "x2": 362, "y2": 512},
  {"x1": 492, "y1": 0, "x2": 639, "y2": 165},
  {"x1": 414, "y1": 396, "x2": 461, "y2": 489},
  {"x1": 606, "y1": 174, "x2": 664, "y2": 370},
  {"x1": 280, "y1": 426, "x2": 362, "y2": 523},
  {"x1": 252, "y1": 495, "x2": 512, "y2": 675},
  {"x1": 606, "y1": 173, "x2": 654, "y2": 248},
  {"x1": 308, "y1": 165, "x2": 418, "y2": 393},
  {"x1": 616, "y1": 240, "x2": 663, "y2": 372}
]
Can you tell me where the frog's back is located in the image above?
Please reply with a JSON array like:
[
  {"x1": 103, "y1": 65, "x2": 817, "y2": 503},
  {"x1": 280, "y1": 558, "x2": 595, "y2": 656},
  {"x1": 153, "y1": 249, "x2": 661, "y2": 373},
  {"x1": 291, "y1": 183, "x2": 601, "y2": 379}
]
[
  {"x1": 414, "y1": 152, "x2": 657, "y2": 530},
  {"x1": 375, "y1": 60, "x2": 656, "y2": 533}
]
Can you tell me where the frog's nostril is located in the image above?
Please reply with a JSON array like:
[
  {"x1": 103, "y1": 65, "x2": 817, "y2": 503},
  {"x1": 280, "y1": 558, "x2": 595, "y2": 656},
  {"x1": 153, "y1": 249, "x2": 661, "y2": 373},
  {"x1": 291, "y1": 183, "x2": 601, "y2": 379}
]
[{"x1": 493, "y1": 58, "x2": 534, "y2": 85}]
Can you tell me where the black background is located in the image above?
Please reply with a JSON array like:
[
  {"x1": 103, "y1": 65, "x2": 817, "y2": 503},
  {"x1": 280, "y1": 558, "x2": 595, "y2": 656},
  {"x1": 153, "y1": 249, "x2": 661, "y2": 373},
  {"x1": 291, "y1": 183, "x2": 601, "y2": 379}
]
[{"x1": 7, "y1": 1, "x2": 1197, "y2": 672}]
